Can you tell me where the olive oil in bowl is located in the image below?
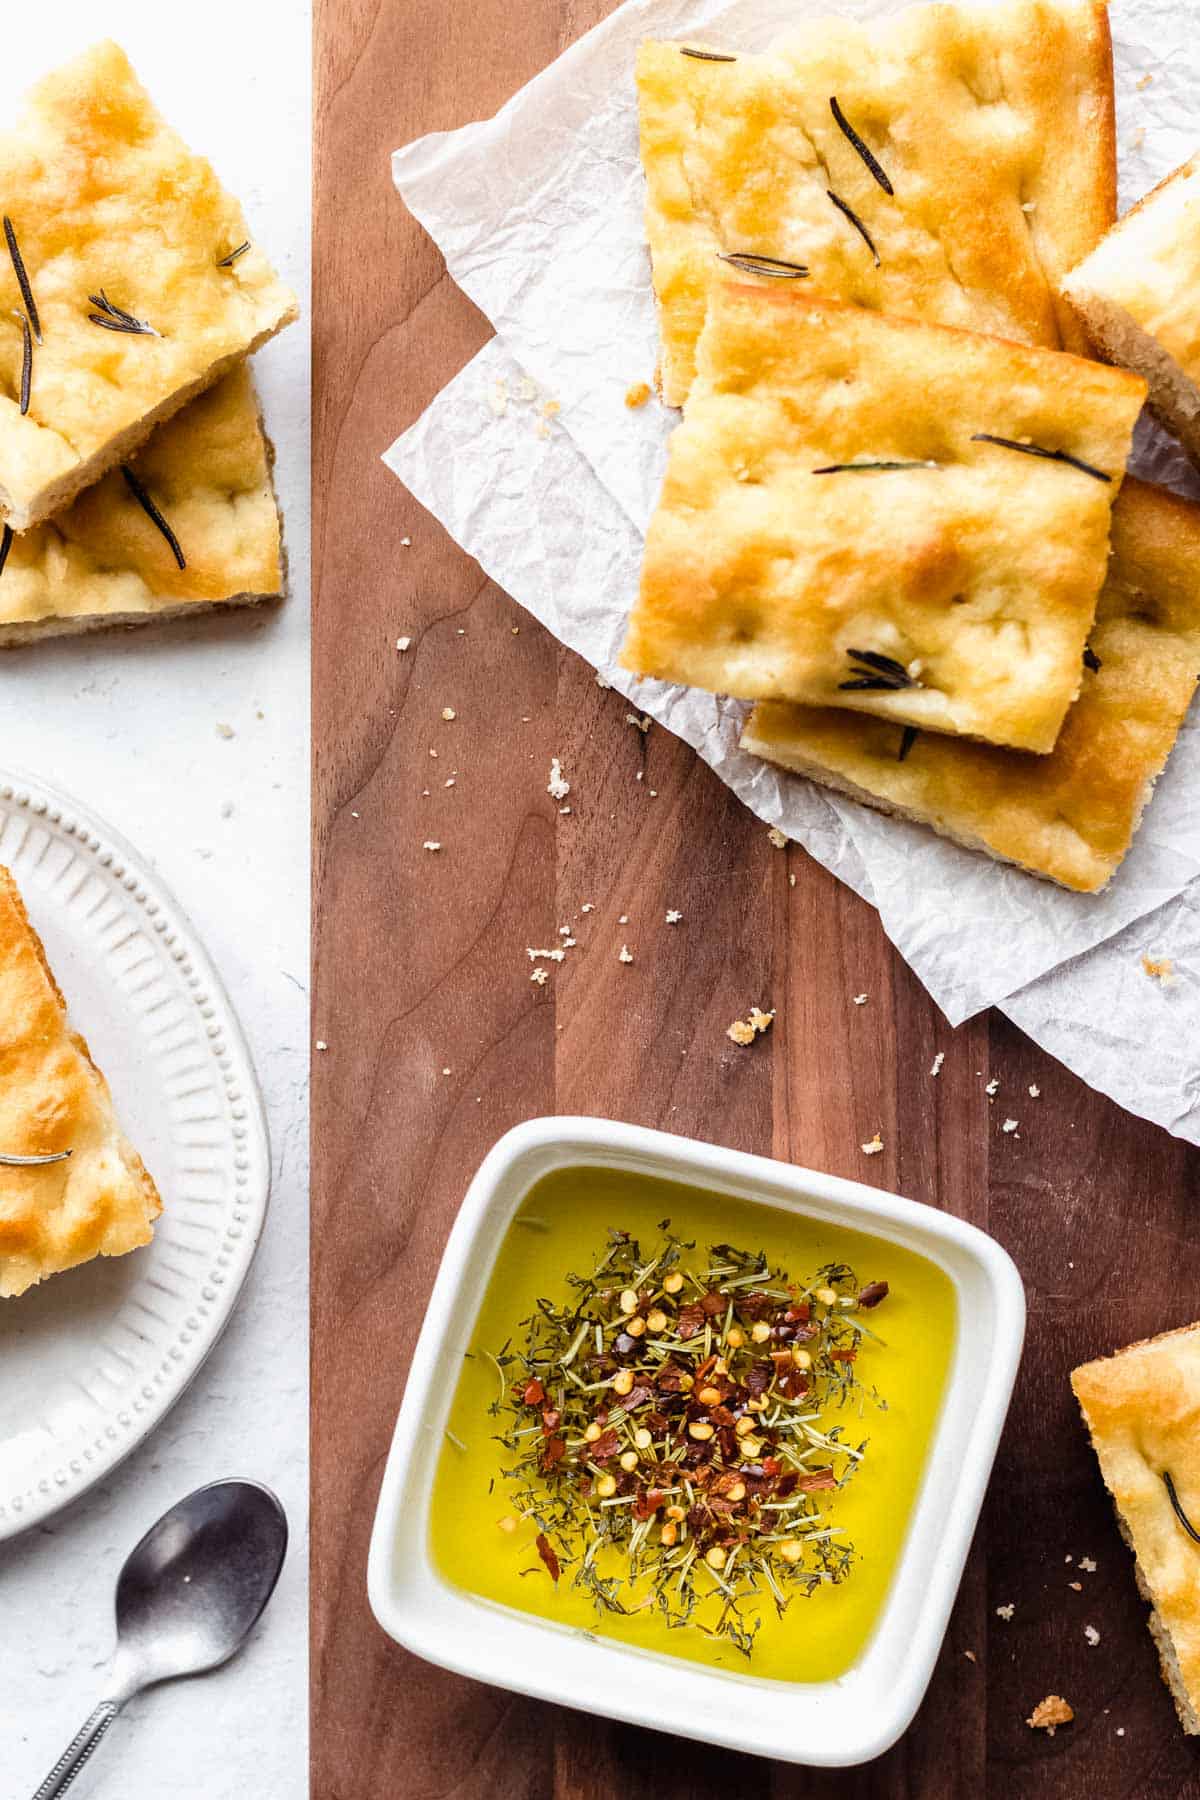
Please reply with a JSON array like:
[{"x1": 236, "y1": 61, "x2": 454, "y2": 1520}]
[{"x1": 431, "y1": 1164, "x2": 956, "y2": 1681}]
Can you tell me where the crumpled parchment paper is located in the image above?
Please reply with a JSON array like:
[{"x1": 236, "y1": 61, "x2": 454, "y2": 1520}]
[{"x1": 386, "y1": 0, "x2": 1200, "y2": 1140}]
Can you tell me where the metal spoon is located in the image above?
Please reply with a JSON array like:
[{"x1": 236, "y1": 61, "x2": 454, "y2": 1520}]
[{"x1": 31, "y1": 1479, "x2": 288, "y2": 1800}]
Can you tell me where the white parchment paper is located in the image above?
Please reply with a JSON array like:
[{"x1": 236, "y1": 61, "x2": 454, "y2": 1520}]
[{"x1": 385, "y1": 0, "x2": 1200, "y2": 1138}]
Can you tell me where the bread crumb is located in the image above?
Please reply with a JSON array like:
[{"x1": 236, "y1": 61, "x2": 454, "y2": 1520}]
[
  {"x1": 1002, "y1": 1118, "x2": 1019, "y2": 1134},
  {"x1": 1069, "y1": 1580, "x2": 1082, "y2": 1591},
  {"x1": 625, "y1": 381, "x2": 652, "y2": 409},
  {"x1": 1028, "y1": 1083, "x2": 1040, "y2": 1098},
  {"x1": 527, "y1": 947, "x2": 566, "y2": 962},
  {"x1": 423, "y1": 841, "x2": 442, "y2": 852},
  {"x1": 853, "y1": 993, "x2": 868, "y2": 1006},
  {"x1": 530, "y1": 968, "x2": 549, "y2": 986},
  {"x1": 442, "y1": 1067, "x2": 452, "y2": 1076},
  {"x1": 618, "y1": 914, "x2": 629, "y2": 924},
  {"x1": 727, "y1": 1007, "x2": 774, "y2": 1046},
  {"x1": 1132, "y1": 126, "x2": 1146, "y2": 150},
  {"x1": 963, "y1": 1649, "x2": 977, "y2": 1664},
  {"x1": 767, "y1": 826, "x2": 788, "y2": 849},
  {"x1": 666, "y1": 909, "x2": 683, "y2": 924},
  {"x1": 930, "y1": 1052, "x2": 945, "y2": 1077},
  {"x1": 1141, "y1": 953, "x2": 1174, "y2": 984},
  {"x1": 488, "y1": 380, "x2": 508, "y2": 417},
  {"x1": 626, "y1": 712, "x2": 652, "y2": 733},
  {"x1": 315, "y1": 1040, "x2": 328, "y2": 1052},
  {"x1": 1136, "y1": 71, "x2": 1153, "y2": 89},
  {"x1": 547, "y1": 758, "x2": 570, "y2": 801},
  {"x1": 580, "y1": 902, "x2": 594, "y2": 914},
  {"x1": 1079, "y1": 1557, "x2": 1097, "y2": 1573},
  {"x1": 618, "y1": 945, "x2": 634, "y2": 964},
  {"x1": 396, "y1": 636, "x2": 411, "y2": 651},
  {"x1": 401, "y1": 535, "x2": 412, "y2": 547},
  {"x1": 995, "y1": 1604, "x2": 1014, "y2": 1621},
  {"x1": 1028, "y1": 1696, "x2": 1073, "y2": 1736},
  {"x1": 595, "y1": 672, "x2": 611, "y2": 689},
  {"x1": 985, "y1": 1077, "x2": 999, "y2": 1097},
  {"x1": 860, "y1": 1133, "x2": 884, "y2": 1156},
  {"x1": 1084, "y1": 1624, "x2": 1100, "y2": 1646},
  {"x1": 441, "y1": 707, "x2": 456, "y2": 722},
  {"x1": 216, "y1": 722, "x2": 235, "y2": 740},
  {"x1": 541, "y1": 399, "x2": 560, "y2": 418}
]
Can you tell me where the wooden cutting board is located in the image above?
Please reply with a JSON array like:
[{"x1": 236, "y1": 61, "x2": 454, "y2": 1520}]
[{"x1": 311, "y1": 4, "x2": 1200, "y2": 1793}]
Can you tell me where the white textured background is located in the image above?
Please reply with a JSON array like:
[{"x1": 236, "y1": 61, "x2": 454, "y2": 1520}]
[{"x1": 0, "y1": 6, "x2": 310, "y2": 1797}]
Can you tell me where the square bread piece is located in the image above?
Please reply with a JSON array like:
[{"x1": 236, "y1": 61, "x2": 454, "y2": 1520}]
[
  {"x1": 0, "y1": 363, "x2": 283, "y2": 644},
  {"x1": 740, "y1": 479, "x2": 1200, "y2": 892},
  {"x1": 1063, "y1": 151, "x2": 1200, "y2": 462},
  {"x1": 0, "y1": 867, "x2": 161, "y2": 1299},
  {"x1": 637, "y1": 0, "x2": 1115, "y2": 405},
  {"x1": 1072, "y1": 1323, "x2": 1200, "y2": 1734},
  {"x1": 621, "y1": 285, "x2": 1146, "y2": 751},
  {"x1": 0, "y1": 41, "x2": 298, "y2": 531}
]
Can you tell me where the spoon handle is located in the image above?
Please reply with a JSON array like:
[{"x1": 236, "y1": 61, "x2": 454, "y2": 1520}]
[{"x1": 30, "y1": 1701, "x2": 120, "y2": 1800}]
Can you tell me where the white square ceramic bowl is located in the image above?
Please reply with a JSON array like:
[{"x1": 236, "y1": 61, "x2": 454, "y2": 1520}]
[{"x1": 368, "y1": 1117, "x2": 1025, "y2": 1767}]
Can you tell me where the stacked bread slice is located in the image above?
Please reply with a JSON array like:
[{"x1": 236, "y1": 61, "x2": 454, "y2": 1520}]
[
  {"x1": 0, "y1": 42, "x2": 297, "y2": 644},
  {"x1": 622, "y1": 0, "x2": 1200, "y2": 893}
]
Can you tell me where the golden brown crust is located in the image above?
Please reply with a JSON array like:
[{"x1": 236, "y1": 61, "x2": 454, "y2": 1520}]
[
  {"x1": 622, "y1": 283, "x2": 1145, "y2": 751},
  {"x1": 1072, "y1": 1322, "x2": 1200, "y2": 1733},
  {"x1": 0, "y1": 365, "x2": 283, "y2": 643},
  {"x1": 0, "y1": 867, "x2": 161, "y2": 1299},
  {"x1": 740, "y1": 479, "x2": 1200, "y2": 891},
  {"x1": 0, "y1": 41, "x2": 298, "y2": 530},
  {"x1": 638, "y1": 0, "x2": 1116, "y2": 405}
]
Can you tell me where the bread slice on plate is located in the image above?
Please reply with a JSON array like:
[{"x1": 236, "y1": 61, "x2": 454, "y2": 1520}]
[
  {"x1": 0, "y1": 867, "x2": 161, "y2": 1299},
  {"x1": 0, "y1": 41, "x2": 297, "y2": 532},
  {"x1": 621, "y1": 284, "x2": 1145, "y2": 752},
  {"x1": 1072, "y1": 1323, "x2": 1200, "y2": 1735},
  {"x1": 637, "y1": 0, "x2": 1115, "y2": 404},
  {"x1": 1063, "y1": 151, "x2": 1200, "y2": 462},
  {"x1": 0, "y1": 365, "x2": 284, "y2": 645},
  {"x1": 740, "y1": 478, "x2": 1200, "y2": 892}
]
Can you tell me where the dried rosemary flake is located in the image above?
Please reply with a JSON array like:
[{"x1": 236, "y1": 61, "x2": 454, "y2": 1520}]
[
  {"x1": 839, "y1": 648, "x2": 918, "y2": 693},
  {"x1": 3, "y1": 216, "x2": 40, "y2": 342},
  {"x1": 826, "y1": 190, "x2": 881, "y2": 266},
  {"x1": 829, "y1": 98, "x2": 894, "y2": 196},
  {"x1": 1083, "y1": 645, "x2": 1102, "y2": 672},
  {"x1": 897, "y1": 725, "x2": 919, "y2": 762},
  {"x1": 718, "y1": 251, "x2": 809, "y2": 280},
  {"x1": 1028, "y1": 1695, "x2": 1073, "y2": 1736},
  {"x1": 87, "y1": 291, "x2": 159, "y2": 336},
  {"x1": 970, "y1": 434, "x2": 1112, "y2": 483},
  {"x1": 15, "y1": 311, "x2": 31, "y2": 416},
  {"x1": 0, "y1": 523, "x2": 11, "y2": 578},
  {"x1": 121, "y1": 466, "x2": 186, "y2": 569},
  {"x1": 217, "y1": 241, "x2": 251, "y2": 267},
  {"x1": 680, "y1": 47, "x2": 737, "y2": 61},
  {"x1": 0, "y1": 1148, "x2": 72, "y2": 1166},
  {"x1": 1164, "y1": 1471, "x2": 1200, "y2": 1544},
  {"x1": 814, "y1": 460, "x2": 939, "y2": 475}
]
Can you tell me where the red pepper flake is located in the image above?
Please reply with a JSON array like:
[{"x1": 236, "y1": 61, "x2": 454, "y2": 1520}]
[
  {"x1": 830, "y1": 1348, "x2": 857, "y2": 1363},
  {"x1": 541, "y1": 1436, "x2": 566, "y2": 1470},
  {"x1": 795, "y1": 1468, "x2": 837, "y2": 1492},
  {"x1": 857, "y1": 1280, "x2": 889, "y2": 1309},
  {"x1": 700, "y1": 1291, "x2": 726, "y2": 1317},
  {"x1": 634, "y1": 1487, "x2": 665, "y2": 1519},
  {"x1": 677, "y1": 1302, "x2": 706, "y2": 1339},
  {"x1": 590, "y1": 1428, "x2": 620, "y2": 1462},
  {"x1": 541, "y1": 1407, "x2": 562, "y2": 1433},
  {"x1": 522, "y1": 1378, "x2": 546, "y2": 1406},
  {"x1": 535, "y1": 1531, "x2": 561, "y2": 1582}
]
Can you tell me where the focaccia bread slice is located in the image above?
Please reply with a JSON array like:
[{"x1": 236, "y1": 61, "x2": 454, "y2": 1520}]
[
  {"x1": 0, "y1": 867, "x2": 161, "y2": 1299},
  {"x1": 0, "y1": 364, "x2": 283, "y2": 645},
  {"x1": 637, "y1": 0, "x2": 1115, "y2": 404},
  {"x1": 1063, "y1": 151, "x2": 1200, "y2": 462},
  {"x1": 1072, "y1": 1323, "x2": 1200, "y2": 1734},
  {"x1": 621, "y1": 284, "x2": 1146, "y2": 751},
  {"x1": 0, "y1": 41, "x2": 297, "y2": 531},
  {"x1": 740, "y1": 479, "x2": 1200, "y2": 892}
]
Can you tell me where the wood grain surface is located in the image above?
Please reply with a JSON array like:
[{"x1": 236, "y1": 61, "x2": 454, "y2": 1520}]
[{"x1": 311, "y1": 4, "x2": 1200, "y2": 1794}]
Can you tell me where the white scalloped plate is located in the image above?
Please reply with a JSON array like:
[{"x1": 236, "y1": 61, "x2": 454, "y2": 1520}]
[{"x1": 0, "y1": 769, "x2": 271, "y2": 1542}]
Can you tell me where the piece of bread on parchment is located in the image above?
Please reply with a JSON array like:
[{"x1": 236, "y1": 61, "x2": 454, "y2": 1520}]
[
  {"x1": 740, "y1": 478, "x2": 1200, "y2": 893},
  {"x1": 1063, "y1": 150, "x2": 1200, "y2": 463},
  {"x1": 637, "y1": 0, "x2": 1116, "y2": 405}
]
